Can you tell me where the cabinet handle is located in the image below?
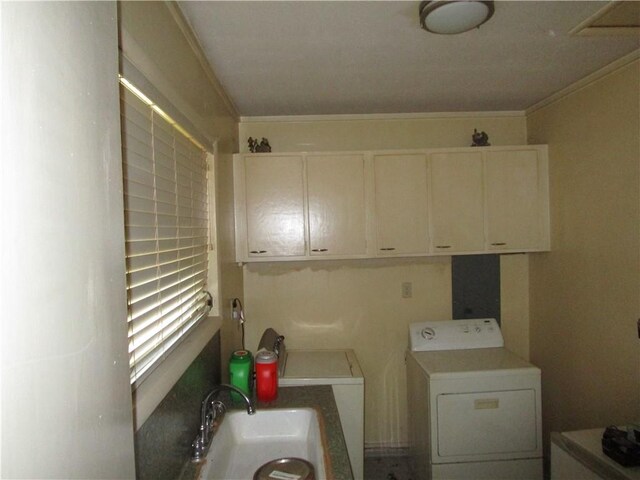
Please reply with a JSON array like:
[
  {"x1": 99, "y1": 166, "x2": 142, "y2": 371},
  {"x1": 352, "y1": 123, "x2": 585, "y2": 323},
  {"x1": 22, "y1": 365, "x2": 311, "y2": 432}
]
[
  {"x1": 249, "y1": 250, "x2": 268, "y2": 254},
  {"x1": 490, "y1": 242, "x2": 507, "y2": 246},
  {"x1": 311, "y1": 248, "x2": 328, "y2": 252},
  {"x1": 435, "y1": 245, "x2": 451, "y2": 249},
  {"x1": 380, "y1": 247, "x2": 396, "y2": 251}
]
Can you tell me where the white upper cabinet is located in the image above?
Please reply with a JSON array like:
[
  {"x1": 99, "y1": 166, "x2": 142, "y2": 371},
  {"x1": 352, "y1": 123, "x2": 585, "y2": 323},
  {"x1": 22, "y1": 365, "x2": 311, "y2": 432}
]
[
  {"x1": 373, "y1": 153, "x2": 429, "y2": 255},
  {"x1": 306, "y1": 154, "x2": 368, "y2": 256},
  {"x1": 233, "y1": 145, "x2": 549, "y2": 262},
  {"x1": 429, "y1": 151, "x2": 485, "y2": 254},
  {"x1": 484, "y1": 147, "x2": 549, "y2": 252},
  {"x1": 235, "y1": 155, "x2": 306, "y2": 260}
]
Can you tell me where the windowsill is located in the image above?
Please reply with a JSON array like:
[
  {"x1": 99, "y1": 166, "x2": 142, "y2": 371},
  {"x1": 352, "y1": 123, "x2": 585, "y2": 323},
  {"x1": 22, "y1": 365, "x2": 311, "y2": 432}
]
[{"x1": 132, "y1": 315, "x2": 222, "y2": 431}]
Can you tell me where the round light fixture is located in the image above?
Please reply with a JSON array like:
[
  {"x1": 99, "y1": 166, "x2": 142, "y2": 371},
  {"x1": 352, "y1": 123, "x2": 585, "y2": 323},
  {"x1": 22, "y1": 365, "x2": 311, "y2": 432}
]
[{"x1": 419, "y1": 1, "x2": 495, "y2": 35}]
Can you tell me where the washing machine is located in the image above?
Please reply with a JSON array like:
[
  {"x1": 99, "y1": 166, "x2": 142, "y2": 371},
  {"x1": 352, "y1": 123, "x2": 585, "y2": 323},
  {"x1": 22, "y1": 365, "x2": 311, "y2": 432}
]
[
  {"x1": 406, "y1": 319, "x2": 542, "y2": 480},
  {"x1": 257, "y1": 330, "x2": 365, "y2": 480}
]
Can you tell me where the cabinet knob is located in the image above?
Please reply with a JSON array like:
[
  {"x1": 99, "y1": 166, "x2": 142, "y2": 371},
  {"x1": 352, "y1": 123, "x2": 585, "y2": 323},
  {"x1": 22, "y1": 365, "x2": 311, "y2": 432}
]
[
  {"x1": 435, "y1": 245, "x2": 451, "y2": 249},
  {"x1": 311, "y1": 248, "x2": 328, "y2": 252},
  {"x1": 249, "y1": 250, "x2": 268, "y2": 254},
  {"x1": 490, "y1": 242, "x2": 507, "y2": 246},
  {"x1": 380, "y1": 247, "x2": 396, "y2": 251}
]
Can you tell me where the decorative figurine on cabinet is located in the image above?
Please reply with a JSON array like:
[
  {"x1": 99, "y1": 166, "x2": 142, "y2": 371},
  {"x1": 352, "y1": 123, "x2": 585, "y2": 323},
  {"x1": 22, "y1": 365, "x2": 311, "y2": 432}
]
[
  {"x1": 248, "y1": 137, "x2": 272, "y2": 153},
  {"x1": 471, "y1": 129, "x2": 491, "y2": 147}
]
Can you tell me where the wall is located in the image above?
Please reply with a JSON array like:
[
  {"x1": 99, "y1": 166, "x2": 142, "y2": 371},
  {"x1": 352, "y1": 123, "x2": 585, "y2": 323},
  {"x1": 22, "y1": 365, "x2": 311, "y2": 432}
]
[
  {"x1": 240, "y1": 113, "x2": 532, "y2": 448},
  {"x1": 240, "y1": 113, "x2": 526, "y2": 153},
  {"x1": 118, "y1": 1, "x2": 243, "y2": 430},
  {"x1": 1, "y1": 2, "x2": 136, "y2": 478},
  {"x1": 527, "y1": 59, "x2": 640, "y2": 454}
]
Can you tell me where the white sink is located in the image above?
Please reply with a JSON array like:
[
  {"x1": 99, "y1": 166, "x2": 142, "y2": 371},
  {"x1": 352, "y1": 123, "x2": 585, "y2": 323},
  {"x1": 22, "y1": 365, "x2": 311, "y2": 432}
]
[{"x1": 198, "y1": 408, "x2": 327, "y2": 480}]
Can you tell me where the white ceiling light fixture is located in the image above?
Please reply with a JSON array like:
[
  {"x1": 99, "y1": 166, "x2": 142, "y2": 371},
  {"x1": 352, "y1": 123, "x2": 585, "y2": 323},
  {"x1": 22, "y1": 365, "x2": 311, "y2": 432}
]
[{"x1": 419, "y1": 1, "x2": 495, "y2": 34}]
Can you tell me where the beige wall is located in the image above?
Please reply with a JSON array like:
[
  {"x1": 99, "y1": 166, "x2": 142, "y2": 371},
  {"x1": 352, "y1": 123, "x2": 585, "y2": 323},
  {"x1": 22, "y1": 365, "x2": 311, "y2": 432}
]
[
  {"x1": 244, "y1": 257, "x2": 451, "y2": 448},
  {"x1": 240, "y1": 114, "x2": 531, "y2": 447},
  {"x1": 119, "y1": 1, "x2": 243, "y2": 423},
  {"x1": 240, "y1": 113, "x2": 526, "y2": 152},
  {"x1": 2, "y1": 2, "x2": 136, "y2": 477},
  {"x1": 501, "y1": 254, "x2": 531, "y2": 361},
  {"x1": 527, "y1": 59, "x2": 640, "y2": 453}
]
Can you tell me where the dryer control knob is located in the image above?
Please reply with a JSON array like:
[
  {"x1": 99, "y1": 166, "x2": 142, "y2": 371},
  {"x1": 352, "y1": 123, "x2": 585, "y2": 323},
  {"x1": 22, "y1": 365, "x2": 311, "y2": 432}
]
[{"x1": 421, "y1": 327, "x2": 436, "y2": 340}]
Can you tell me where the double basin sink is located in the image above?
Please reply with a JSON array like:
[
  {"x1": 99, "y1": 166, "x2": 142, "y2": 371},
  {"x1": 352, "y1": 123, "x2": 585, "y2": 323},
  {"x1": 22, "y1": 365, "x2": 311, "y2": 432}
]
[{"x1": 197, "y1": 408, "x2": 327, "y2": 480}]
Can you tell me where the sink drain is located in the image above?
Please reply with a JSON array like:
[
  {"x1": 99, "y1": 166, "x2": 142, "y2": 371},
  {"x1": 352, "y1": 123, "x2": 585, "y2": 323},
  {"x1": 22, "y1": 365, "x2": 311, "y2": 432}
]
[{"x1": 253, "y1": 457, "x2": 315, "y2": 480}]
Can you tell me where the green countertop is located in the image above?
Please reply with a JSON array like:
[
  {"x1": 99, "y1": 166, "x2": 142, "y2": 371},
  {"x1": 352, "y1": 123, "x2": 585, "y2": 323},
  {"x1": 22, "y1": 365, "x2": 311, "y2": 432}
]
[{"x1": 179, "y1": 385, "x2": 353, "y2": 480}]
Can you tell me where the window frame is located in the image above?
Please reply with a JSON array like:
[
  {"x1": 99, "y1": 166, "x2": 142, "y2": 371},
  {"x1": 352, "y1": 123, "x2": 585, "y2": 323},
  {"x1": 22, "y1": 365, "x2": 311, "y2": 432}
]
[{"x1": 120, "y1": 77, "x2": 220, "y2": 398}]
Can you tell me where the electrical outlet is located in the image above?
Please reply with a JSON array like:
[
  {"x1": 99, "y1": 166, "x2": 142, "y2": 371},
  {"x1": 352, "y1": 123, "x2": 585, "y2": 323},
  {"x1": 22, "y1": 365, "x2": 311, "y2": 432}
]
[
  {"x1": 402, "y1": 282, "x2": 413, "y2": 299},
  {"x1": 231, "y1": 299, "x2": 240, "y2": 321}
]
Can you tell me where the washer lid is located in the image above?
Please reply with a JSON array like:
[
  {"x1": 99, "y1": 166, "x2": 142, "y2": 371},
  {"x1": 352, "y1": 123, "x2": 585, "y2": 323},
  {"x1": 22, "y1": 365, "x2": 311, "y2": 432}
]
[
  {"x1": 284, "y1": 350, "x2": 353, "y2": 378},
  {"x1": 410, "y1": 318, "x2": 504, "y2": 351}
]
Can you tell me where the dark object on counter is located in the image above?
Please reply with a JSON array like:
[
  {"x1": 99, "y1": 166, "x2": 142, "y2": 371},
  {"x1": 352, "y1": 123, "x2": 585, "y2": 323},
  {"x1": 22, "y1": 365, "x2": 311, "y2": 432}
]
[
  {"x1": 602, "y1": 425, "x2": 640, "y2": 467},
  {"x1": 248, "y1": 137, "x2": 272, "y2": 153},
  {"x1": 471, "y1": 129, "x2": 490, "y2": 147}
]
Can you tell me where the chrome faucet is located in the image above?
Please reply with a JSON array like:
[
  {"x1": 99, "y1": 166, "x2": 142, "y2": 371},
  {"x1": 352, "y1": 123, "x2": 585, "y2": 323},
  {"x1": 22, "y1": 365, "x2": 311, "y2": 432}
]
[{"x1": 191, "y1": 383, "x2": 256, "y2": 463}]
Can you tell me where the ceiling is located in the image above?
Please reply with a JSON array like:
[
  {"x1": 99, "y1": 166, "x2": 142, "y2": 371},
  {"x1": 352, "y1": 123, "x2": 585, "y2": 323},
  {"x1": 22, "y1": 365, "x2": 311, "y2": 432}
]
[{"x1": 178, "y1": 1, "x2": 639, "y2": 117}]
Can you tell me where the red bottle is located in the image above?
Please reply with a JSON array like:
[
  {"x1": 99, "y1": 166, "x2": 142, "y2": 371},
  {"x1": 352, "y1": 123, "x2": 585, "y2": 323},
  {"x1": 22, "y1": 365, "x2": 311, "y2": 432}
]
[{"x1": 255, "y1": 350, "x2": 278, "y2": 402}]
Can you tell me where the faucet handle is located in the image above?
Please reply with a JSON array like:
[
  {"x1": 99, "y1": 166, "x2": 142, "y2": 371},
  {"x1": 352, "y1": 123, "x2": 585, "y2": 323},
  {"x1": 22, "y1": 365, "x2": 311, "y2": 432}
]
[
  {"x1": 191, "y1": 434, "x2": 205, "y2": 463},
  {"x1": 207, "y1": 400, "x2": 227, "y2": 435},
  {"x1": 211, "y1": 400, "x2": 226, "y2": 421}
]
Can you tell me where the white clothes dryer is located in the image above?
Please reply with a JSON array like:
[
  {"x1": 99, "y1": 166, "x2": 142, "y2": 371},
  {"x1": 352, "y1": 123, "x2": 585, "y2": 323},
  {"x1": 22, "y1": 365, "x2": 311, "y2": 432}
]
[{"x1": 406, "y1": 319, "x2": 542, "y2": 480}]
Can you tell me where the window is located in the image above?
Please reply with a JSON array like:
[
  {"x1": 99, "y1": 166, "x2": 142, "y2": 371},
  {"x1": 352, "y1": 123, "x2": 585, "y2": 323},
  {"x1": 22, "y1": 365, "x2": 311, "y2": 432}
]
[{"x1": 120, "y1": 78, "x2": 212, "y2": 386}]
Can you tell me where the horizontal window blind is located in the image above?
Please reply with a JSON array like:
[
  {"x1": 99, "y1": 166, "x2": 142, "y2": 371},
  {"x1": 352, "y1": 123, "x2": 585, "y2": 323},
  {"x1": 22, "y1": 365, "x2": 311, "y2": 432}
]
[{"x1": 120, "y1": 82, "x2": 211, "y2": 386}]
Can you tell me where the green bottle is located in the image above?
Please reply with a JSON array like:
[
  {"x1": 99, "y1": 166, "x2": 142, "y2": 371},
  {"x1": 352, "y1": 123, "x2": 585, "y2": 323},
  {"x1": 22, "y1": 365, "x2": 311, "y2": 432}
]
[{"x1": 229, "y1": 350, "x2": 252, "y2": 402}]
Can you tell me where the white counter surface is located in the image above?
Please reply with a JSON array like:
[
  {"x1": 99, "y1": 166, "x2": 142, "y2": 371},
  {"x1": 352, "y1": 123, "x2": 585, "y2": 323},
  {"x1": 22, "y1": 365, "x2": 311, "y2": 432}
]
[{"x1": 552, "y1": 428, "x2": 640, "y2": 480}]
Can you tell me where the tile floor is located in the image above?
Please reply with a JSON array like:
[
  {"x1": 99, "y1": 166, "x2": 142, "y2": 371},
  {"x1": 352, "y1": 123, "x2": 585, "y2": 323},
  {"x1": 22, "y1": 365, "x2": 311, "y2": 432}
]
[{"x1": 363, "y1": 455, "x2": 414, "y2": 480}]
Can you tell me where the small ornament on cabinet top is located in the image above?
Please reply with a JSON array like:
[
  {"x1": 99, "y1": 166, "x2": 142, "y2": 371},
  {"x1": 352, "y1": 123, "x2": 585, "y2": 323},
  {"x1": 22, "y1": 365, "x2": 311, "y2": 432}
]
[
  {"x1": 248, "y1": 137, "x2": 272, "y2": 153},
  {"x1": 471, "y1": 129, "x2": 491, "y2": 147}
]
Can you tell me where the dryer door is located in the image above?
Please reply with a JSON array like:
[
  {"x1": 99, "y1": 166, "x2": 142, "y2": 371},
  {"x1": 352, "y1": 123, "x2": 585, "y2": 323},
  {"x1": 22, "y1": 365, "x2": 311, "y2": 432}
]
[{"x1": 436, "y1": 389, "x2": 539, "y2": 459}]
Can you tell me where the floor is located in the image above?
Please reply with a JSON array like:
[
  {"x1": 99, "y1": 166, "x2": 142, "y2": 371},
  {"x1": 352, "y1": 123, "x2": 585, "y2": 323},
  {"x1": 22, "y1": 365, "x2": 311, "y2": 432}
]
[{"x1": 364, "y1": 455, "x2": 414, "y2": 480}]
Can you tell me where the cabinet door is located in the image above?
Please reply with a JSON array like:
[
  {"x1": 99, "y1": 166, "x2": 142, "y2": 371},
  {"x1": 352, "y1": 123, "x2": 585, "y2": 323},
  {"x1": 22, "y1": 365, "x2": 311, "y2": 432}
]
[
  {"x1": 307, "y1": 154, "x2": 367, "y2": 256},
  {"x1": 484, "y1": 149, "x2": 543, "y2": 251},
  {"x1": 244, "y1": 155, "x2": 306, "y2": 257},
  {"x1": 374, "y1": 153, "x2": 429, "y2": 255},
  {"x1": 429, "y1": 152, "x2": 485, "y2": 253}
]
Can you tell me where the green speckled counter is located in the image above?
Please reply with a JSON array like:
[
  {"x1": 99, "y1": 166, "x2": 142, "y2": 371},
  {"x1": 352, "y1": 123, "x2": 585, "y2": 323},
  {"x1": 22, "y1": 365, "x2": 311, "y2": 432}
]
[{"x1": 179, "y1": 385, "x2": 353, "y2": 480}]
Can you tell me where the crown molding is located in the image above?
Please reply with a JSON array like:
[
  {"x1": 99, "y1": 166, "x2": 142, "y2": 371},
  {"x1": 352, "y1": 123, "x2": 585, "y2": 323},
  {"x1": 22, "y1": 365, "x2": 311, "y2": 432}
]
[
  {"x1": 569, "y1": 1, "x2": 640, "y2": 37},
  {"x1": 165, "y1": 1, "x2": 240, "y2": 121},
  {"x1": 526, "y1": 49, "x2": 640, "y2": 116},
  {"x1": 240, "y1": 110, "x2": 526, "y2": 124}
]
